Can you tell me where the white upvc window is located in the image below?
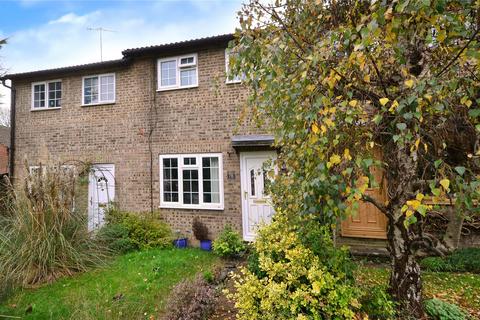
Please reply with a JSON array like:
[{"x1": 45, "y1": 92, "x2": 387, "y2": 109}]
[
  {"x1": 159, "y1": 153, "x2": 224, "y2": 210},
  {"x1": 225, "y1": 49, "x2": 243, "y2": 84},
  {"x1": 31, "y1": 80, "x2": 62, "y2": 110},
  {"x1": 157, "y1": 54, "x2": 198, "y2": 91},
  {"x1": 82, "y1": 73, "x2": 115, "y2": 106}
]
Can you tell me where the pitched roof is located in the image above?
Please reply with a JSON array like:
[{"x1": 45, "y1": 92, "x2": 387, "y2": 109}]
[
  {"x1": 1, "y1": 59, "x2": 130, "y2": 81},
  {"x1": 122, "y1": 33, "x2": 234, "y2": 57},
  {"x1": 1, "y1": 33, "x2": 235, "y2": 80}
]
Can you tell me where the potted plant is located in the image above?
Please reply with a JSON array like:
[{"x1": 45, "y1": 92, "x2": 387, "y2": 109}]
[
  {"x1": 173, "y1": 230, "x2": 188, "y2": 249},
  {"x1": 192, "y1": 218, "x2": 211, "y2": 251}
]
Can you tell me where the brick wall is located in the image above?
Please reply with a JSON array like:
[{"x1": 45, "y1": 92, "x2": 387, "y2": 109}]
[
  {"x1": 12, "y1": 46, "x2": 263, "y2": 241},
  {"x1": 0, "y1": 145, "x2": 8, "y2": 175}
]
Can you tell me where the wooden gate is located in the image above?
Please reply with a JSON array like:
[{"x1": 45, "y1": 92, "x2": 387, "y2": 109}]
[{"x1": 341, "y1": 163, "x2": 388, "y2": 239}]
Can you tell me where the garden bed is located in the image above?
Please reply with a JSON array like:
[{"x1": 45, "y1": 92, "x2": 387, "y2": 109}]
[{"x1": 0, "y1": 248, "x2": 218, "y2": 320}]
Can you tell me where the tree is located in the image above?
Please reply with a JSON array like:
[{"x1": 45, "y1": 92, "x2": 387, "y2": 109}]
[
  {"x1": 232, "y1": 0, "x2": 480, "y2": 317},
  {"x1": 0, "y1": 39, "x2": 8, "y2": 127}
]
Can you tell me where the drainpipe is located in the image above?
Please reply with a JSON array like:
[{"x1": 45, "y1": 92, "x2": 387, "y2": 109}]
[{"x1": 1, "y1": 79, "x2": 15, "y2": 179}]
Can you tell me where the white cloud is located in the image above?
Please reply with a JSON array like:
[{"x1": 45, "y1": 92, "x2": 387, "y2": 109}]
[{"x1": 0, "y1": 1, "x2": 241, "y2": 109}]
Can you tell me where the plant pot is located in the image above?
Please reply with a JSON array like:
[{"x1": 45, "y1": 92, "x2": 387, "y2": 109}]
[
  {"x1": 174, "y1": 238, "x2": 188, "y2": 249},
  {"x1": 200, "y1": 240, "x2": 212, "y2": 251}
]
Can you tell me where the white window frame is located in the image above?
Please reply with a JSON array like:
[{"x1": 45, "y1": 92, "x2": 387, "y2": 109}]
[
  {"x1": 31, "y1": 80, "x2": 62, "y2": 111},
  {"x1": 82, "y1": 73, "x2": 116, "y2": 106},
  {"x1": 225, "y1": 49, "x2": 243, "y2": 84},
  {"x1": 157, "y1": 53, "x2": 198, "y2": 91},
  {"x1": 159, "y1": 153, "x2": 224, "y2": 210}
]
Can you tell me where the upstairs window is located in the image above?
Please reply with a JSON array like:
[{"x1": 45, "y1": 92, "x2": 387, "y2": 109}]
[
  {"x1": 31, "y1": 80, "x2": 62, "y2": 110},
  {"x1": 83, "y1": 73, "x2": 115, "y2": 105},
  {"x1": 159, "y1": 153, "x2": 223, "y2": 210},
  {"x1": 158, "y1": 54, "x2": 198, "y2": 91},
  {"x1": 225, "y1": 49, "x2": 244, "y2": 84}
]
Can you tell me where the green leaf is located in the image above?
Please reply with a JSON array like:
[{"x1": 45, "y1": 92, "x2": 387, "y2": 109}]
[
  {"x1": 468, "y1": 109, "x2": 480, "y2": 118},
  {"x1": 434, "y1": 159, "x2": 443, "y2": 168},
  {"x1": 455, "y1": 166, "x2": 466, "y2": 176},
  {"x1": 396, "y1": 123, "x2": 407, "y2": 130}
]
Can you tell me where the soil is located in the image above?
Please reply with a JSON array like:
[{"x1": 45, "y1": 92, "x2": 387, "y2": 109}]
[{"x1": 209, "y1": 261, "x2": 241, "y2": 320}]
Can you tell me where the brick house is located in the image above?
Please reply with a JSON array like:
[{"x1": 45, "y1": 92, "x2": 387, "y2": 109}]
[
  {"x1": 0, "y1": 125, "x2": 9, "y2": 176},
  {"x1": 0, "y1": 33, "x2": 422, "y2": 248}
]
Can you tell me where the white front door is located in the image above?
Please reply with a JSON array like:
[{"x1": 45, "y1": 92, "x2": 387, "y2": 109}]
[
  {"x1": 240, "y1": 151, "x2": 276, "y2": 241},
  {"x1": 88, "y1": 164, "x2": 115, "y2": 231}
]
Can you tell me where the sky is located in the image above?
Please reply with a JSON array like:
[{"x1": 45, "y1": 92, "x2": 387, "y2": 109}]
[{"x1": 0, "y1": 0, "x2": 244, "y2": 110}]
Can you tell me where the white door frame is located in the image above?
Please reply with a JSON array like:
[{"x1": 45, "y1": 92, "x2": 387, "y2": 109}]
[
  {"x1": 88, "y1": 164, "x2": 115, "y2": 231},
  {"x1": 240, "y1": 151, "x2": 277, "y2": 241}
]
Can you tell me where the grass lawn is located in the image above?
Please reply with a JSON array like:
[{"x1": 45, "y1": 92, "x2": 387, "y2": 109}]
[
  {"x1": 355, "y1": 261, "x2": 480, "y2": 317},
  {"x1": 0, "y1": 248, "x2": 218, "y2": 320}
]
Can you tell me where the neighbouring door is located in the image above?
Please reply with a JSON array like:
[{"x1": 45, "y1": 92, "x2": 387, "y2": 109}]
[
  {"x1": 88, "y1": 164, "x2": 115, "y2": 231},
  {"x1": 341, "y1": 164, "x2": 388, "y2": 239},
  {"x1": 240, "y1": 151, "x2": 276, "y2": 241}
]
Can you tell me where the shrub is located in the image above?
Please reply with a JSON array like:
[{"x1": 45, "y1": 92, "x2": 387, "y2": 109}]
[
  {"x1": 420, "y1": 248, "x2": 480, "y2": 273},
  {"x1": 359, "y1": 285, "x2": 396, "y2": 319},
  {"x1": 424, "y1": 298, "x2": 467, "y2": 320},
  {"x1": 0, "y1": 165, "x2": 105, "y2": 291},
  {"x1": 448, "y1": 248, "x2": 480, "y2": 273},
  {"x1": 162, "y1": 275, "x2": 216, "y2": 320},
  {"x1": 420, "y1": 257, "x2": 454, "y2": 272},
  {"x1": 212, "y1": 225, "x2": 246, "y2": 258},
  {"x1": 192, "y1": 218, "x2": 209, "y2": 240},
  {"x1": 121, "y1": 214, "x2": 172, "y2": 250},
  {"x1": 233, "y1": 212, "x2": 359, "y2": 319},
  {"x1": 102, "y1": 208, "x2": 173, "y2": 251},
  {"x1": 96, "y1": 223, "x2": 136, "y2": 254}
]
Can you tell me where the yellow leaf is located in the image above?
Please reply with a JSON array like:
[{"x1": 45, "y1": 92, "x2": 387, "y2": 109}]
[
  {"x1": 465, "y1": 100, "x2": 472, "y2": 107},
  {"x1": 405, "y1": 210, "x2": 414, "y2": 217},
  {"x1": 416, "y1": 193, "x2": 425, "y2": 201},
  {"x1": 344, "y1": 148, "x2": 352, "y2": 161},
  {"x1": 329, "y1": 154, "x2": 341, "y2": 165},
  {"x1": 440, "y1": 179, "x2": 450, "y2": 191},
  {"x1": 324, "y1": 118, "x2": 335, "y2": 128},
  {"x1": 312, "y1": 123, "x2": 319, "y2": 134},
  {"x1": 306, "y1": 84, "x2": 316, "y2": 92},
  {"x1": 404, "y1": 79, "x2": 414, "y2": 88},
  {"x1": 379, "y1": 98, "x2": 389, "y2": 106},
  {"x1": 364, "y1": 74, "x2": 371, "y2": 83},
  {"x1": 349, "y1": 100, "x2": 358, "y2": 107}
]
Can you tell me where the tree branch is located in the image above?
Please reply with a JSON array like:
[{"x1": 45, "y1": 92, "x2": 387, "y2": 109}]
[
  {"x1": 435, "y1": 28, "x2": 480, "y2": 77},
  {"x1": 361, "y1": 194, "x2": 392, "y2": 218}
]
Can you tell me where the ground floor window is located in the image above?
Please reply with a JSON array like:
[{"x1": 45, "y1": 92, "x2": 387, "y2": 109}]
[{"x1": 159, "y1": 153, "x2": 224, "y2": 210}]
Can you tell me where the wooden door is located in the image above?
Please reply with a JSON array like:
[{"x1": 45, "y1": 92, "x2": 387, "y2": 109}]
[{"x1": 341, "y1": 163, "x2": 388, "y2": 239}]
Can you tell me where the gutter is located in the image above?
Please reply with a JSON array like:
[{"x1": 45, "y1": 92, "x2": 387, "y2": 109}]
[{"x1": 1, "y1": 79, "x2": 15, "y2": 179}]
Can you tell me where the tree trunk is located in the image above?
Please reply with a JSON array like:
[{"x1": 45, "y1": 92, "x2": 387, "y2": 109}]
[
  {"x1": 387, "y1": 212, "x2": 425, "y2": 319},
  {"x1": 443, "y1": 206, "x2": 464, "y2": 251}
]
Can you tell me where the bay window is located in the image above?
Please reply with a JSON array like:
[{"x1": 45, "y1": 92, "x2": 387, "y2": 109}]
[{"x1": 160, "y1": 153, "x2": 223, "y2": 210}]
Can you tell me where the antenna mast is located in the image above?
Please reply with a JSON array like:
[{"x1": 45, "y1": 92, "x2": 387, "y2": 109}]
[{"x1": 87, "y1": 27, "x2": 116, "y2": 62}]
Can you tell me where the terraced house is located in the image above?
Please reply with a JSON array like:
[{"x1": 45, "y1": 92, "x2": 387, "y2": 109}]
[{"x1": 1, "y1": 34, "x2": 391, "y2": 246}]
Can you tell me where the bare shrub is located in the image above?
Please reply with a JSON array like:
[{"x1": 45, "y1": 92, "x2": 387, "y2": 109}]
[{"x1": 162, "y1": 275, "x2": 216, "y2": 320}]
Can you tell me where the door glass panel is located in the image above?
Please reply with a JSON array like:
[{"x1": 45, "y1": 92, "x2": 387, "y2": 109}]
[{"x1": 250, "y1": 169, "x2": 255, "y2": 196}]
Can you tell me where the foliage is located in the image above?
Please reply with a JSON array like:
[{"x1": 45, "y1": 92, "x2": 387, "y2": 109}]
[
  {"x1": 359, "y1": 285, "x2": 396, "y2": 319},
  {"x1": 104, "y1": 208, "x2": 173, "y2": 251},
  {"x1": 0, "y1": 248, "x2": 218, "y2": 319},
  {"x1": 447, "y1": 248, "x2": 480, "y2": 273},
  {"x1": 192, "y1": 217, "x2": 209, "y2": 240},
  {"x1": 424, "y1": 298, "x2": 467, "y2": 320},
  {"x1": 420, "y1": 256, "x2": 454, "y2": 272},
  {"x1": 232, "y1": 0, "x2": 480, "y2": 316},
  {"x1": 95, "y1": 223, "x2": 136, "y2": 254},
  {"x1": 233, "y1": 212, "x2": 359, "y2": 319},
  {"x1": 421, "y1": 248, "x2": 480, "y2": 273},
  {"x1": 0, "y1": 165, "x2": 105, "y2": 295},
  {"x1": 212, "y1": 225, "x2": 246, "y2": 258},
  {"x1": 162, "y1": 275, "x2": 216, "y2": 320}
]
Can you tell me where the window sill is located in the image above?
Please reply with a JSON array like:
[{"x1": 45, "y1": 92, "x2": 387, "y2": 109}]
[
  {"x1": 31, "y1": 107, "x2": 61, "y2": 112},
  {"x1": 81, "y1": 101, "x2": 116, "y2": 107},
  {"x1": 226, "y1": 80, "x2": 242, "y2": 85},
  {"x1": 157, "y1": 84, "x2": 199, "y2": 92},
  {"x1": 159, "y1": 204, "x2": 224, "y2": 211}
]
